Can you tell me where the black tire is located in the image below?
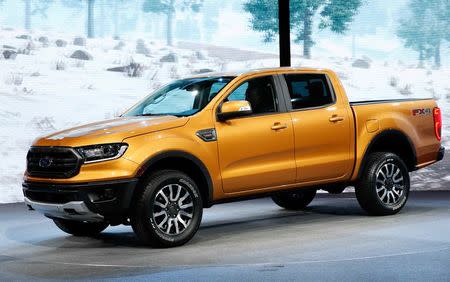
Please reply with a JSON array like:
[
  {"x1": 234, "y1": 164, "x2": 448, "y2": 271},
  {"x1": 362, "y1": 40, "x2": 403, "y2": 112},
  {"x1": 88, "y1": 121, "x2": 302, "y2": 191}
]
[
  {"x1": 53, "y1": 218, "x2": 109, "y2": 236},
  {"x1": 271, "y1": 189, "x2": 317, "y2": 210},
  {"x1": 131, "y1": 170, "x2": 203, "y2": 247},
  {"x1": 355, "y1": 152, "x2": 410, "y2": 216}
]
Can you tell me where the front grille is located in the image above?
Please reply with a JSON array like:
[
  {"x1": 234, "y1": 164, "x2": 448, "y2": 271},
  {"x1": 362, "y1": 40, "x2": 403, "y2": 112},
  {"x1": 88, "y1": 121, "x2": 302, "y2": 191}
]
[
  {"x1": 26, "y1": 147, "x2": 83, "y2": 178},
  {"x1": 24, "y1": 189, "x2": 79, "y2": 204}
]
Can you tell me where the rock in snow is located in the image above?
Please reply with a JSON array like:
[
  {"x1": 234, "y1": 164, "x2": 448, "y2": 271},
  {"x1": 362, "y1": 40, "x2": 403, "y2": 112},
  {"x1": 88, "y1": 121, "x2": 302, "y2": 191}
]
[
  {"x1": 193, "y1": 68, "x2": 214, "y2": 74},
  {"x1": 55, "y1": 39, "x2": 67, "y2": 47},
  {"x1": 136, "y1": 39, "x2": 151, "y2": 55},
  {"x1": 3, "y1": 50, "x2": 17, "y2": 60},
  {"x1": 73, "y1": 37, "x2": 86, "y2": 46},
  {"x1": 107, "y1": 62, "x2": 144, "y2": 77},
  {"x1": 352, "y1": 59, "x2": 371, "y2": 69},
  {"x1": 194, "y1": 50, "x2": 207, "y2": 60},
  {"x1": 38, "y1": 36, "x2": 49, "y2": 44},
  {"x1": 16, "y1": 34, "x2": 31, "y2": 40},
  {"x1": 70, "y1": 50, "x2": 93, "y2": 60},
  {"x1": 106, "y1": 66, "x2": 128, "y2": 72},
  {"x1": 160, "y1": 52, "x2": 178, "y2": 63},
  {"x1": 113, "y1": 41, "x2": 125, "y2": 50}
]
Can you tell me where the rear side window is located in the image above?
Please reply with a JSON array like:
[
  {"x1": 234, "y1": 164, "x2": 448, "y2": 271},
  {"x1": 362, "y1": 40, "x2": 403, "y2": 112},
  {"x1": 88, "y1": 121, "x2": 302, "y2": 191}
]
[{"x1": 284, "y1": 74, "x2": 334, "y2": 110}]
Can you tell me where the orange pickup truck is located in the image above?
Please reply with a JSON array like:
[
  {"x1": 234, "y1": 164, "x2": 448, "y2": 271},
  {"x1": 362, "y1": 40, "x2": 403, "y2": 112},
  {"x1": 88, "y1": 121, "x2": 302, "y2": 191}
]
[{"x1": 23, "y1": 67, "x2": 444, "y2": 247}]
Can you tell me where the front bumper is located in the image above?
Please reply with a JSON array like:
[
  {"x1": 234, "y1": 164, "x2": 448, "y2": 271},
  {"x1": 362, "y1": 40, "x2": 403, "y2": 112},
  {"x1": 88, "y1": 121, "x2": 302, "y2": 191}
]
[
  {"x1": 24, "y1": 198, "x2": 104, "y2": 222},
  {"x1": 23, "y1": 178, "x2": 138, "y2": 222}
]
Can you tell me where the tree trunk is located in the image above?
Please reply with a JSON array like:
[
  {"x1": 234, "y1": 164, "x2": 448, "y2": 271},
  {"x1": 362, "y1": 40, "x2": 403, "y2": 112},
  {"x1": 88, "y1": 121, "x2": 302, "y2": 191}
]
[
  {"x1": 352, "y1": 34, "x2": 356, "y2": 58},
  {"x1": 303, "y1": 7, "x2": 313, "y2": 59},
  {"x1": 434, "y1": 41, "x2": 441, "y2": 68},
  {"x1": 87, "y1": 0, "x2": 95, "y2": 38},
  {"x1": 166, "y1": 0, "x2": 175, "y2": 46},
  {"x1": 24, "y1": 0, "x2": 31, "y2": 30},
  {"x1": 113, "y1": 0, "x2": 119, "y2": 39},
  {"x1": 98, "y1": 0, "x2": 105, "y2": 37},
  {"x1": 418, "y1": 48, "x2": 424, "y2": 68}
]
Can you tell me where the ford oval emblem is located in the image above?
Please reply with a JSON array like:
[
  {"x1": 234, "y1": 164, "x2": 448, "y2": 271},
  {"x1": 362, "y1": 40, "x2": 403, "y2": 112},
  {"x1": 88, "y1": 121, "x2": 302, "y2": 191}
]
[{"x1": 39, "y1": 157, "x2": 53, "y2": 168}]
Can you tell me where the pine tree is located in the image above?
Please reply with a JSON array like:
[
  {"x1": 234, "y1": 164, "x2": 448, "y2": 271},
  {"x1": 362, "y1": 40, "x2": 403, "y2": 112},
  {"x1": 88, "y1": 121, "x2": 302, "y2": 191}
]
[
  {"x1": 0, "y1": 0, "x2": 5, "y2": 25},
  {"x1": 397, "y1": 0, "x2": 449, "y2": 68},
  {"x1": 60, "y1": 1, "x2": 96, "y2": 38},
  {"x1": 142, "y1": 0, "x2": 203, "y2": 46},
  {"x1": 61, "y1": 0, "x2": 83, "y2": 11},
  {"x1": 112, "y1": 0, "x2": 127, "y2": 39},
  {"x1": 87, "y1": 0, "x2": 95, "y2": 38},
  {"x1": 23, "y1": 0, "x2": 53, "y2": 31},
  {"x1": 24, "y1": 0, "x2": 31, "y2": 30},
  {"x1": 244, "y1": 0, "x2": 362, "y2": 59}
]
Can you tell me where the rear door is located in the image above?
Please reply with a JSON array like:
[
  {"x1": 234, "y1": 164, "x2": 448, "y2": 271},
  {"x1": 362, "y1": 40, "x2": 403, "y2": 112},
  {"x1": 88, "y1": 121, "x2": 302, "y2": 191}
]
[
  {"x1": 278, "y1": 73, "x2": 353, "y2": 183},
  {"x1": 215, "y1": 75, "x2": 296, "y2": 193}
]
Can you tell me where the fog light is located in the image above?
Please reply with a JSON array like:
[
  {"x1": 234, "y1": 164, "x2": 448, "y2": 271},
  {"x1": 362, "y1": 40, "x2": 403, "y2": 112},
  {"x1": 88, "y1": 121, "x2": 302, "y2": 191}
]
[{"x1": 89, "y1": 189, "x2": 116, "y2": 202}]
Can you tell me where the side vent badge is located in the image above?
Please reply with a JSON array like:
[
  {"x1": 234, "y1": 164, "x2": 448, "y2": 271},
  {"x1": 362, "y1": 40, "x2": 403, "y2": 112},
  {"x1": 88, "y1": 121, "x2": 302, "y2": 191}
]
[{"x1": 196, "y1": 128, "x2": 217, "y2": 142}]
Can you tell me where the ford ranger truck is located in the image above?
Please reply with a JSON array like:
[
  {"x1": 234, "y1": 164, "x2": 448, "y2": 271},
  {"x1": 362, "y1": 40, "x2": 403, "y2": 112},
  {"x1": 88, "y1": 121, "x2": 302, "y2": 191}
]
[{"x1": 23, "y1": 67, "x2": 444, "y2": 247}]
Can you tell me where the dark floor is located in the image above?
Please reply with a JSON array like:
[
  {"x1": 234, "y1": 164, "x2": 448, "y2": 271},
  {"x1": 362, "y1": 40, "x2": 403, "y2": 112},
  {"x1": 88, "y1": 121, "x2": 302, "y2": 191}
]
[
  {"x1": 410, "y1": 151, "x2": 450, "y2": 191},
  {"x1": 1, "y1": 191, "x2": 450, "y2": 281}
]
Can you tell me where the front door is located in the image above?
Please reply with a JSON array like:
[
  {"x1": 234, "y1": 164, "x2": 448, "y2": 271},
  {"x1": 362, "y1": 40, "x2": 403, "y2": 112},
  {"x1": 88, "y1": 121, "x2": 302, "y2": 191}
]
[{"x1": 215, "y1": 75, "x2": 296, "y2": 193}]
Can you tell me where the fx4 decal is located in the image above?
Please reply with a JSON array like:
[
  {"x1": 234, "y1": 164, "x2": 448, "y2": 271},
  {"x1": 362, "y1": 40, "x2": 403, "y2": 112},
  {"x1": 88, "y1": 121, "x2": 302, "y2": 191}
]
[{"x1": 412, "y1": 108, "x2": 431, "y2": 116}]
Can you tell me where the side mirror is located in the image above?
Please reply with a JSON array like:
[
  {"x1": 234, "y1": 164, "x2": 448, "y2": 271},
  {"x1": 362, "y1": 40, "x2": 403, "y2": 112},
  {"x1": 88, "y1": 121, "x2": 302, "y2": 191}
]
[{"x1": 217, "y1": 100, "x2": 253, "y2": 121}]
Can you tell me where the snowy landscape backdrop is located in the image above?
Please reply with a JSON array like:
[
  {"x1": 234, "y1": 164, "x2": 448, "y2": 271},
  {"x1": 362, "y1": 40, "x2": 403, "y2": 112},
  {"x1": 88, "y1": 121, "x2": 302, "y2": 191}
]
[{"x1": 0, "y1": 0, "x2": 449, "y2": 202}]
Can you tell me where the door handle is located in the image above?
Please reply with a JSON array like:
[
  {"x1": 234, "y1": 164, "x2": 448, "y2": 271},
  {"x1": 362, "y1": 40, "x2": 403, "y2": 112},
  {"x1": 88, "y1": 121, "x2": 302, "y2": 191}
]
[
  {"x1": 271, "y1": 123, "x2": 288, "y2": 130},
  {"x1": 329, "y1": 115, "x2": 344, "y2": 122}
]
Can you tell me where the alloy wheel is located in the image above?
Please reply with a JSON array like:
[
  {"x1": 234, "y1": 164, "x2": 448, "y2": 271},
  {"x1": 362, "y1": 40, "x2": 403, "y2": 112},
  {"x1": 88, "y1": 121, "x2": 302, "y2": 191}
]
[
  {"x1": 375, "y1": 163, "x2": 405, "y2": 205},
  {"x1": 152, "y1": 184, "x2": 194, "y2": 235}
]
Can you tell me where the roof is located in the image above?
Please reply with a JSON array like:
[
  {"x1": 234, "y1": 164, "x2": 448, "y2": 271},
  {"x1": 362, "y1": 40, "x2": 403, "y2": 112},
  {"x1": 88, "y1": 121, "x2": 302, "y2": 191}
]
[{"x1": 189, "y1": 67, "x2": 332, "y2": 78}]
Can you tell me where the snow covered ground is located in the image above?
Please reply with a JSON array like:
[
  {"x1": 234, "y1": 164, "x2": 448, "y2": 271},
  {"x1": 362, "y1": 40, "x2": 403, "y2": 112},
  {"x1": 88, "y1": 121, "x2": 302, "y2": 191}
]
[{"x1": 1, "y1": 28, "x2": 449, "y2": 203}]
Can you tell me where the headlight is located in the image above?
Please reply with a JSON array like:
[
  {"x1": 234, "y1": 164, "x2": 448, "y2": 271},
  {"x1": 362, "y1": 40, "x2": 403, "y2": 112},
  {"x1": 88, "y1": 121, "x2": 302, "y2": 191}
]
[{"x1": 76, "y1": 143, "x2": 128, "y2": 164}]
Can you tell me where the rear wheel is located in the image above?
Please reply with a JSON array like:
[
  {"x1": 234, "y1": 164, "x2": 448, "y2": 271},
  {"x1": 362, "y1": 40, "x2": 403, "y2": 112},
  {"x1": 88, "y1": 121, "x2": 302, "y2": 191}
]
[
  {"x1": 53, "y1": 219, "x2": 108, "y2": 236},
  {"x1": 355, "y1": 152, "x2": 410, "y2": 215},
  {"x1": 271, "y1": 189, "x2": 317, "y2": 210},
  {"x1": 131, "y1": 170, "x2": 203, "y2": 247}
]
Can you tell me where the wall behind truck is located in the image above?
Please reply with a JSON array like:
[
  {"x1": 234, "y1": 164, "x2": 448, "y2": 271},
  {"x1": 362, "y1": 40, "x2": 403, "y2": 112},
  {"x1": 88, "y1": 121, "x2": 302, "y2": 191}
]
[{"x1": 0, "y1": 0, "x2": 448, "y2": 203}]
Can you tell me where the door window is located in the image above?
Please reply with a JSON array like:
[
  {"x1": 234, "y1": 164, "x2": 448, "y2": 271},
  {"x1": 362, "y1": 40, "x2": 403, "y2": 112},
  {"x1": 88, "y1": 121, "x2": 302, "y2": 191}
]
[
  {"x1": 226, "y1": 76, "x2": 278, "y2": 115},
  {"x1": 284, "y1": 74, "x2": 334, "y2": 110}
]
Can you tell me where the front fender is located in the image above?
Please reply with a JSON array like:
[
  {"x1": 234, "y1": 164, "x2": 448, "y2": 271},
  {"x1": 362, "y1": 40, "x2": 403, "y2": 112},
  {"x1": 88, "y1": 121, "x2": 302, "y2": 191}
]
[{"x1": 122, "y1": 128, "x2": 222, "y2": 200}]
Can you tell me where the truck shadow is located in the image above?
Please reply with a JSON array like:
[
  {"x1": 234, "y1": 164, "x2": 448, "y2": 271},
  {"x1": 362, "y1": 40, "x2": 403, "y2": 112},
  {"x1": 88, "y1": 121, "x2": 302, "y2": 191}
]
[
  {"x1": 4, "y1": 197, "x2": 432, "y2": 249},
  {"x1": 0, "y1": 196, "x2": 441, "y2": 280}
]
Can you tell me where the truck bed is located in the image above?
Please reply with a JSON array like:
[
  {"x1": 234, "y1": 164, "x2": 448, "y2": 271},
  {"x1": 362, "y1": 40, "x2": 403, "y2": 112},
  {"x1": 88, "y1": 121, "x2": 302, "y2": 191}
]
[
  {"x1": 349, "y1": 98, "x2": 432, "y2": 106},
  {"x1": 349, "y1": 97, "x2": 441, "y2": 180}
]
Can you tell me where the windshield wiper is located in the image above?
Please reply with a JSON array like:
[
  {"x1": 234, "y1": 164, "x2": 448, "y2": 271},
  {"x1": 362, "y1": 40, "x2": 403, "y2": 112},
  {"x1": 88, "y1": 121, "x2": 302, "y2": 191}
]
[{"x1": 136, "y1": 113, "x2": 172, "y2": 117}]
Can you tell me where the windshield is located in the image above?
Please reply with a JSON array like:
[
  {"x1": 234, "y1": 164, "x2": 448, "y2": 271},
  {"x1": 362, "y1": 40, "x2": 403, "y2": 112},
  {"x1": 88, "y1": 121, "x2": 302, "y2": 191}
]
[{"x1": 123, "y1": 76, "x2": 235, "y2": 117}]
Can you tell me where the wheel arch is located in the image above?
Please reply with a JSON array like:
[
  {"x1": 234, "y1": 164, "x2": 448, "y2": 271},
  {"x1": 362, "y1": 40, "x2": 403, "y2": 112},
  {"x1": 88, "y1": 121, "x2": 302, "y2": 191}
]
[
  {"x1": 134, "y1": 150, "x2": 214, "y2": 208},
  {"x1": 357, "y1": 129, "x2": 417, "y2": 180}
]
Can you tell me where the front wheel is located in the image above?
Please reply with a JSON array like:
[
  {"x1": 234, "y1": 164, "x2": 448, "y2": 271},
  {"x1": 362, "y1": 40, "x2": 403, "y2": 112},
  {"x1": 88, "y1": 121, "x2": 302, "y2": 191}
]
[
  {"x1": 271, "y1": 189, "x2": 317, "y2": 210},
  {"x1": 53, "y1": 218, "x2": 109, "y2": 236},
  {"x1": 131, "y1": 170, "x2": 203, "y2": 247},
  {"x1": 355, "y1": 152, "x2": 410, "y2": 216}
]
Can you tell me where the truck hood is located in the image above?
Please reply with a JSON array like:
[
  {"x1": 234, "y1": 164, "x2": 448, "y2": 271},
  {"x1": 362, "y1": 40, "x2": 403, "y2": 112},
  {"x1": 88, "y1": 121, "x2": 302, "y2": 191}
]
[{"x1": 34, "y1": 116, "x2": 189, "y2": 147}]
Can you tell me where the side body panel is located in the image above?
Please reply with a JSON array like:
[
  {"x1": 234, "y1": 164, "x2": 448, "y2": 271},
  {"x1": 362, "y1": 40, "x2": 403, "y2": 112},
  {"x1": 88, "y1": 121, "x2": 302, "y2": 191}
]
[{"x1": 350, "y1": 99, "x2": 441, "y2": 181}]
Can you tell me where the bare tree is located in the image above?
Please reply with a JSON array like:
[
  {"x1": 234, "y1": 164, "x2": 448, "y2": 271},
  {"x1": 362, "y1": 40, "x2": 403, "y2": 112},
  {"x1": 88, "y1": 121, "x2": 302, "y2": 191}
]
[
  {"x1": 87, "y1": 0, "x2": 95, "y2": 38},
  {"x1": 23, "y1": 0, "x2": 53, "y2": 31},
  {"x1": 142, "y1": 0, "x2": 203, "y2": 46}
]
